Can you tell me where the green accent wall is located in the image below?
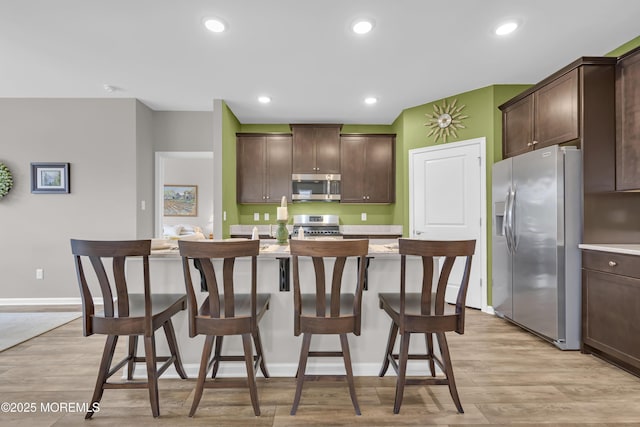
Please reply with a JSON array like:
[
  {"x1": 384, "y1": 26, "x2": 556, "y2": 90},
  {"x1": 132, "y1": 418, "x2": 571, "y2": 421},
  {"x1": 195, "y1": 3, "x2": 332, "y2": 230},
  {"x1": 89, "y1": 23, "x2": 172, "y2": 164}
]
[
  {"x1": 606, "y1": 35, "x2": 640, "y2": 57},
  {"x1": 221, "y1": 101, "x2": 241, "y2": 237}
]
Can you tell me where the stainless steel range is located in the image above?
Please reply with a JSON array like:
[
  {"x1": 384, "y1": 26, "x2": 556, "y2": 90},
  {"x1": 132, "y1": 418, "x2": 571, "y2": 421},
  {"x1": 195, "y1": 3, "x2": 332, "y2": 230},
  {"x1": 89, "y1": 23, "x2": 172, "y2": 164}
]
[{"x1": 292, "y1": 214, "x2": 341, "y2": 237}]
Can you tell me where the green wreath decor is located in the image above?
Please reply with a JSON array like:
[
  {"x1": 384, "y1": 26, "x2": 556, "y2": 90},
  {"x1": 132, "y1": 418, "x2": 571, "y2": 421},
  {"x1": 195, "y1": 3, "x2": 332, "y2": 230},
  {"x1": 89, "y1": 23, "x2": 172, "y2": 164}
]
[{"x1": 0, "y1": 162, "x2": 14, "y2": 199}]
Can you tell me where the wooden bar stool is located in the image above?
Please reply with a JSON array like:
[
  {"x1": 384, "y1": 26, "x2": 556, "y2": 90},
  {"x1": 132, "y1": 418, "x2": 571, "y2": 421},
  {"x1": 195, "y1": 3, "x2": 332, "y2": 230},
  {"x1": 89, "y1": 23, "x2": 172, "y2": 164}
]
[
  {"x1": 289, "y1": 239, "x2": 369, "y2": 415},
  {"x1": 378, "y1": 239, "x2": 476, "y2": 414},
  {"x1": 178, "y1": 239, "x2": 270, "y2": 417},
  {"x1": 70, "y1": 239, "x2": 188, "y2": 419}
]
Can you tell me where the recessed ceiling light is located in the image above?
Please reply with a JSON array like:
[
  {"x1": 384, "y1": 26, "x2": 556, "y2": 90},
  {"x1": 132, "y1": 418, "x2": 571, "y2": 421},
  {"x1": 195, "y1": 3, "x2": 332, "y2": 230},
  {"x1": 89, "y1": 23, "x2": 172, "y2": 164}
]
[
  {"x1": 204, "y1": 18, "x2": 226, "y2": 33},
  {"x1": 103, "y1": 84, "x2": 116, "y2": 93},
  {"x1": 352, "y1": 19, "x2": 374, "y2": 35},
  {"x1": 495, "y1": 21, "x2": 518, "y2": 36},
  {"x1": 258, "y1": 96, "x2": 271, "y2": 104},
  {"x1": 364, "y1": 97, "x2": 378, "y2": 105}
]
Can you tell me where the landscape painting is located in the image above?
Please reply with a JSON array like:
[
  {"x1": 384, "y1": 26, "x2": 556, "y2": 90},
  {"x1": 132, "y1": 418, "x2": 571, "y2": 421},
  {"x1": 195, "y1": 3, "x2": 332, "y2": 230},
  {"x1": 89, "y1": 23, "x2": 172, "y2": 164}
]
[{"x1": 164, "y1": 185, "x2": 197, "y2": 216}]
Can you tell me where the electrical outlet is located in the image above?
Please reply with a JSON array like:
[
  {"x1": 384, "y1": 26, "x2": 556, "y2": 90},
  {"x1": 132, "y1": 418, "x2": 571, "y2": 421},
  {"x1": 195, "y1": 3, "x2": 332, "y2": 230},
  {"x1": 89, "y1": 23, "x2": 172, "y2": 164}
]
[
  {"x1": 264, "y1": 213, "x2": 270, "y2": 221},
  {"x1": 36, "y1": 268, "x2": 44, "y2": 280},
  {"x1": 361, "y1": 212, "x2": 367, "y2": 221},
  {"x1": 254, "y1": 212, "x2": 260, "y2": 221},
  {"x1": 140, "y1": 200, "x2": 146, "y2": 210},
  {"x1": 223, "y1": 211, "x2": 227, "y2": 221}
]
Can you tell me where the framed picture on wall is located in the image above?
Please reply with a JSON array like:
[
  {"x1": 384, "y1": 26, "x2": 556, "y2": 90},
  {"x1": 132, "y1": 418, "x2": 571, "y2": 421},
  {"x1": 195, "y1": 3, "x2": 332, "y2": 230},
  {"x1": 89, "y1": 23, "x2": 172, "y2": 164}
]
[
  {"x1": 30, "y1": 162, "x2": 70, "y2": 194},
  {"x1": 163, "y1": 184, "x2": 198, "y2": 216}
]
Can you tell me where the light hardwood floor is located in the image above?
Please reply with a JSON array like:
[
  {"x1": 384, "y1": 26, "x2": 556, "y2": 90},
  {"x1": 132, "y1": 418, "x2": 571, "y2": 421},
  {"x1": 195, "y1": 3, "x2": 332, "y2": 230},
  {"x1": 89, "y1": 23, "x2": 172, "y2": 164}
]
[{"x1": 1, "y1": 306, "x2": 640, "y2": 426}]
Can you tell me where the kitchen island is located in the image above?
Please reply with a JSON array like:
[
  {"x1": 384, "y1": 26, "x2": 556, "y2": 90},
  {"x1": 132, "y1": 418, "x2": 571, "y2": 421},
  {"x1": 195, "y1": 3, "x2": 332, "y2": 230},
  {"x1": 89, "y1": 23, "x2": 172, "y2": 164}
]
[{"x1": 127, "y1": 239, "x2": 438, "y2": 378}]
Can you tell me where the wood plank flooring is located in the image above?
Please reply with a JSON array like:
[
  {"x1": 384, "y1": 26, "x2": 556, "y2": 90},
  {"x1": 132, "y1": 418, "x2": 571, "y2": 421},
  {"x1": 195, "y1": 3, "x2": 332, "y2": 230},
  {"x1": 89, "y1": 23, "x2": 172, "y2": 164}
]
[{"x1": 1, "y1": 306, "x2": 640, "y2": 426}]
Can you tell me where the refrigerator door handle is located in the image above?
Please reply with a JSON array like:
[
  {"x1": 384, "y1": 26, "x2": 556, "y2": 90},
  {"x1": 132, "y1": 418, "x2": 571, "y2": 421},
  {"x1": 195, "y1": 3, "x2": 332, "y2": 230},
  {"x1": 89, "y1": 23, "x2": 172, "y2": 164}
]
[
  {"x1": 510, "y1": 188, "x2": 517, "y2": 251},
  {"x1": 503, "y1": 189, "x2": 513, "y2": 253}
]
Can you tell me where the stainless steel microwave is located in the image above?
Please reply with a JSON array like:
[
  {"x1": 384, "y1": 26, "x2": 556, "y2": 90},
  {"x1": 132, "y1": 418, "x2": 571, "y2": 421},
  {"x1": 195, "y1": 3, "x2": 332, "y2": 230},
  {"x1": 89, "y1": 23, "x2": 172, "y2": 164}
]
[{"x1": 291, "y1": 174, "x2": 341, "y2": 201}]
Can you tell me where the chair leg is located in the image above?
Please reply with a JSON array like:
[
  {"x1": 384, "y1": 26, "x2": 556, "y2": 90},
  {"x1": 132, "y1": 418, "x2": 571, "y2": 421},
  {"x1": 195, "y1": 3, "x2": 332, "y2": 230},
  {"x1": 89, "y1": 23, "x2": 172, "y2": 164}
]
[
  {"x1": 290, "y1": 333, "x2": 312, "y2": 415},
  {"x1": 189, "y1": 335, "x2": 215, "y2": 417},
  {"x1": 340, "y1": 333, "x2": 361, "y2": 416},
  {"x1": 242, "y1": 333, "x2": 261, "y2": 416},
  {"x1": 425, "y1": 333, "x2": 436, "y2": 377},
  {"x1": 393, "y1": 332, "x2": 411, "y2": 414},
  {"x1": 86, "y1": 334, "x2": 119, "y2": 419},
  {"x1": 253, "y1": 327, "x2": 270, "y2": 378},
  {"x1": 143, "y1": 334, "x2": 160, "y2": 418},
  {"x1": 163, "y1": 320, "x2": 187, "y2": 379},
  {"x1": 211, "y1": 335, "x2": 223, "y2": 378},
  {"x1": 436, "y1": 332, "x2": 463, "y2": 413},
  {"x1": 127, "y1": 335, "x2": 138, "y2": 380},
  {"x1": 379, "y1": 321, "x2": 398, "y2": 377}
]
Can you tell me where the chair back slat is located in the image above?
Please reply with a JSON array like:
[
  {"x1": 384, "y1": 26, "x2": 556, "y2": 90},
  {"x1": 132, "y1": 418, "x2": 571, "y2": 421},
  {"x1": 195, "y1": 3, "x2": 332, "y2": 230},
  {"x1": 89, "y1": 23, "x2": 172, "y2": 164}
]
[
  {"x1": 88, "y1": 255, "x2": 116, "y2": 317},
  {"x1": 420, "y1": 255, "x2": 435, "y2": 315},
  {"x1": 223, "y1": 258, "x2": 237, "y2": 317},
  {"x1": 312, "y1": 257, "x2": 326, "y2": 316},
  {"x1": 331, "y1": 257, "x2": 347, "y2": 317}
]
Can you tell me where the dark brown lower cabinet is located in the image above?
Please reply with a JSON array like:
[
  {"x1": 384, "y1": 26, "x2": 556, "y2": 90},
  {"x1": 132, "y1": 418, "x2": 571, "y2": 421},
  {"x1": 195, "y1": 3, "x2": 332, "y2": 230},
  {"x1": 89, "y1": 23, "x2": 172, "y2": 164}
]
[{"x1": 582, "y1": 250, "x2": 640, "y2": 376}]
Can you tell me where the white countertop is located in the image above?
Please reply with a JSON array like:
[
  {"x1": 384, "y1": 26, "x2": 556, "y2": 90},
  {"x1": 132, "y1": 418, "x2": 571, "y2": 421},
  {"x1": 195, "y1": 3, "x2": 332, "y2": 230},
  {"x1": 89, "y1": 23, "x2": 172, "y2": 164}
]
[
  {"x1": 151, "y1": 238, "x2": 400, "y2": 258},
  {"x1": 579, "y1": 243, "x2": 640, "y2": 256}
]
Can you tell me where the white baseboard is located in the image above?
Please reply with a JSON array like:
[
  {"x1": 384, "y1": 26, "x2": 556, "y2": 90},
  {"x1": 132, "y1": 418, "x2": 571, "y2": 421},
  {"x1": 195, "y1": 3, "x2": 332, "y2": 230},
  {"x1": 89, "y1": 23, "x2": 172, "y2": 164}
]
[
  {"x1": 129, "y1": 361, "x2": 441, "y2": 379},
  {"x1": 0, "y1": 297, "x2": 102, "y2": 306}
]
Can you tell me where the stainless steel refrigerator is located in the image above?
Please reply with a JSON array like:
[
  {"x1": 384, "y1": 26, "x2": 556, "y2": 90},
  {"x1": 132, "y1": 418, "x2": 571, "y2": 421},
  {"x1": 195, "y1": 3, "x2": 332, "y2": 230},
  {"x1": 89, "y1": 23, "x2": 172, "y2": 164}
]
[{"x1": 492, "y1": 145, "x2": 582, "y2": 350}]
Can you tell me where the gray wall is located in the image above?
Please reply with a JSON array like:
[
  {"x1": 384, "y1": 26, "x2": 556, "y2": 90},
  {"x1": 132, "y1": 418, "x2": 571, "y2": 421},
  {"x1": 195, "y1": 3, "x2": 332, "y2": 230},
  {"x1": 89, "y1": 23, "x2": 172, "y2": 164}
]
[
  {"x1": 0, "y1": 100, "x2": 213, "y2": 300},
  {"x1": 152, "y1": 112, "x2": 213, "y2": 152}
]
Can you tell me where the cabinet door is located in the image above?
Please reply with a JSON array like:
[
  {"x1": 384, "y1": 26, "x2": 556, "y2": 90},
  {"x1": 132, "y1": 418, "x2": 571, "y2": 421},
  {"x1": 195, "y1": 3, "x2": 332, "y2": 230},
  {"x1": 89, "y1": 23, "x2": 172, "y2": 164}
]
[
  {"x1": 292, "y1": 125, "x2": 341, "y2": 173},
  {"x1": 616, "y1": 49, "x2": 640, "y2": 191},
  {"x1": 534, "y1": 69, "x2": 579, "y2": 148},
  {"x1": 265, "y1": 135, "x2": 292, "y2": 202},
  {"x1": 340, "y1": 136, "x2": 366, "y2": 202},
  {"x1": 340, "y1": 135, "x2": 395, "y2": 203},
  {"x1": 363, "y1": 136, "x2": 395, "y2": 203},
  {"x1": 314, "y1": 126, "x2": 341, "y2": 173},
  {"x1": 292, "y1": 126, "x2": 316, "y2": 173},
  {"x1": 502, "y1": 95, "x2": 534, "y2": 158},
  {"x1": 236, "y1": 136, "x2": 266, "y2": 203},
  {"x1": 583, "y1": 268, "x2": 640, "y2": 369}
]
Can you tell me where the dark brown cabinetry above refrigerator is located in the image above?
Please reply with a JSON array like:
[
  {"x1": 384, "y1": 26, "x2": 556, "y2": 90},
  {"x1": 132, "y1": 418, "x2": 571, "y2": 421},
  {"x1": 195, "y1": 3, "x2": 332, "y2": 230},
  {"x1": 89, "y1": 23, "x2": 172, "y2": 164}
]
[
  {"x1": 340, "y1": 134, "x2": 395, "y2": 204},
  {"x1": 616, "y1": 46, "x2": 640, "y2": 191},
  {"x1": 291, "y1": 124, "x2": 341, "y2": 174},
  {"x1": 499, "y1": 57, "x2": 617, "y2": 193},
  {"x1": 236, "y1": 133, "x2": 292, "y2": 203}
]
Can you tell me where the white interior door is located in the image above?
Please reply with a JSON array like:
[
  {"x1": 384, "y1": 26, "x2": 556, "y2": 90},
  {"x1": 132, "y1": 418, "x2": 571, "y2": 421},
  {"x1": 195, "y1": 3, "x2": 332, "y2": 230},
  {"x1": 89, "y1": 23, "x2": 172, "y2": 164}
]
[{"x1": 409, "y1": 138, "x2": 486, "y2": 310}]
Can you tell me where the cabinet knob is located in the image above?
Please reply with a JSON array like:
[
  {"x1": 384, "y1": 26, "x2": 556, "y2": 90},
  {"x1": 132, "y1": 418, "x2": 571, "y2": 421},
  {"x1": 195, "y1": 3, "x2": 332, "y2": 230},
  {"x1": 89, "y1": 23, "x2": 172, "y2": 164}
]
[
  {"x1": 527, "y1": 142, "x2": 533, "y2": 147},
  {"x1": 532, "y1": 140, "x2": 538, "y2": 145},
  {"x1": 608, "y1": 260, "x2": 617, "y2": 267},
  {"x1": 362, "y1": 196, "x2": 366, "y2": 199}
]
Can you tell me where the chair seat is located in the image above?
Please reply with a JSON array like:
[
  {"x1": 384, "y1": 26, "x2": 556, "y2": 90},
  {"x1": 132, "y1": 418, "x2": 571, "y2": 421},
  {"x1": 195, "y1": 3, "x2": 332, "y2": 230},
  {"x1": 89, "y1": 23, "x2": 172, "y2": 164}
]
[
  {"x1": 198, "y1": 293, "x2": 271, "y2": 319},
  {"x1": 91, "y1": 293, "x2": 186, "y2": 335},
  {"x1": 378, "y1": 293, "x2": 459, "y2": 333}
]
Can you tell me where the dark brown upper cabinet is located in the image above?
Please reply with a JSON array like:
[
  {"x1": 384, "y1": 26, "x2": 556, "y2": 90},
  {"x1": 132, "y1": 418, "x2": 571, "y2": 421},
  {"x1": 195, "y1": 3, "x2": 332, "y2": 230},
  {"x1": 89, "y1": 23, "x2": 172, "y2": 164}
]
[
  {"x1": 291, "y1": 124, "x2": 341, "y2": 174},
  {"x1": 340, "y1": 134, "x2": 395, "y2": 204},
  {"x1": 236, "y1": 133, "x2": 292, "y2": 203},
  {"x1": 616, "y1": 46, "x2": 640, "y2": 191},
  {"x1": 501, "y1": 69, "x2": 579, "y2": 158},
  {"x1": 500, "y1": 57, "x2": 617, "y2": 193}
]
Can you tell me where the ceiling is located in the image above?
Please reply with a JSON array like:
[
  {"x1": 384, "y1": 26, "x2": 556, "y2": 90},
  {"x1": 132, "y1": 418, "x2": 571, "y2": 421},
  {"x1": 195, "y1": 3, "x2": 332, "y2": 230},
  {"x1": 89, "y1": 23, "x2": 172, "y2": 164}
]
[{"x1": 1, "y1": 1, "x2": 639, "y2": 125}]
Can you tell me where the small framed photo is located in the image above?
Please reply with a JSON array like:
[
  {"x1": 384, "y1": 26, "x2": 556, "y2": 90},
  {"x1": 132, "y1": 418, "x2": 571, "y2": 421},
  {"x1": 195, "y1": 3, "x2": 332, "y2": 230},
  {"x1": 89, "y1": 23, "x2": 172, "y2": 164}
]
[
  {"x1": 164, "y1": 184, "x2": 198, "y2": 216},
  {"x1": 31, "y1": 163, "x2": 70, "y2": 194}
]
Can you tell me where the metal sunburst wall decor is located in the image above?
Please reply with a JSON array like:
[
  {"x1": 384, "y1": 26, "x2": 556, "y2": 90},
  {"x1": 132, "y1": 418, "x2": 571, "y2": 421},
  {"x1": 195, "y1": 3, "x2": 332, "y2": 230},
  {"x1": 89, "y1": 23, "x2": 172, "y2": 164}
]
[{"x1": 424, "y1": 98, "x2": 468, "y2": 143}]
